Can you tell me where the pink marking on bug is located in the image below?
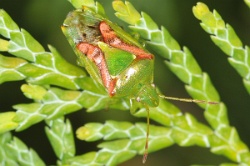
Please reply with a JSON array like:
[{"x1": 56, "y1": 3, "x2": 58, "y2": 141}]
[
  {"x1": 77, "y1": 42, "x2": 117, "y2": 96},
  {"x1": 99, "y1": 21, "x2": 154, "y2": 60}
]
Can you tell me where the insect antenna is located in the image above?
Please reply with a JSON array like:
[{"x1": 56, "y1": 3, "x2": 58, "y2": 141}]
[
  {"x1": 142, "y1": 106, "x2": 150, "y2": 164},
  {"x1": 159, "y1": 95, "x2": 219, "y2": 105}
]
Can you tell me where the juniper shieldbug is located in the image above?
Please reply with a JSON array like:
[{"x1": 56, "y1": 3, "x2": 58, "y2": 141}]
[
  {"x1": 61, "y1": 7, "x2": 217, "y2": 163},
  {"x1": 61, "y1": 8, "x2": 157, "y2": 162}
]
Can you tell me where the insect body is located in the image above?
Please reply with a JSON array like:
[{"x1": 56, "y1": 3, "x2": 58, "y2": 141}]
[
  {"x1": 62, "y1": 8, "x2": 158, "y2": 163},
  {"x1": 62, "y1": 9, "x2": 159, "y2": 108}
]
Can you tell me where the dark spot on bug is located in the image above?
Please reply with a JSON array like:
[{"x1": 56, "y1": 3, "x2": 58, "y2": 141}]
[
  {"x1": 82, "y1": 33, "x2": 87, "y2": 38},
  {"x1": 87, "y1": 25, "x2": 97, "y2": 29}
]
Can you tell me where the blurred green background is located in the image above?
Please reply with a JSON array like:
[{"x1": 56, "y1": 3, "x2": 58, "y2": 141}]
[{"x1": 0, "y1": 0, "x2": 250, "y2": 165}]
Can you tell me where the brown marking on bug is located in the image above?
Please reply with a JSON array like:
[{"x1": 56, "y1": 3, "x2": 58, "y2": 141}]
[
  {"x1": 77, "y1": 42, "x2": 116, "y2": 96},
  {"x1": 99, "y1": 21, "x2": 154, "y2": 60}
]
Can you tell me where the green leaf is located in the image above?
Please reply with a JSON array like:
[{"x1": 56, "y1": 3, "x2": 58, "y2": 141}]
[
  {"x1": 0, "y1": 10, "x2": 19, "y2": 38},
  {"x1": 0, "y1": 38, "x2": 9, "y2": 51},
  {"x1": 77, "y1": 120, "x2": 173, "y2": 153},
  {"x1": 9, "y1": 29, "x2": 45, "y2": 61},
  {"x1": 112, "y1": 1, "x2": 141, "y2": 25},
  {"x1": 12, "y1": 83, "x2": 129, "y2": 131},
  {"x1": 204, "y1": 103, "x2": 229, "y2": 129},
  {"x1": 13, "y1": 103, "x2": 47, "y2": 131},
  {"x1": 243, "y1": 78, "x2": 250, "y2": 94},
  {"x1": 21, "y1": 84, "x2": 47, "y2": 101},
  {"x1": 97, "y1": 139, "x2": 136, "y2": 165},
  {"x1": 74, "y1": 120, "x2": 173, "y2": 165},
  {"x1": 0, "y1": 132, "x2": 19, "y2": 166},
  {"x1": 193, "y1": 2, "x2": 250, "y2": 94},
  {"x1": 210, "y1": 126, "x2": 250, "y2": 163},
  {"x1": 68, "y1": 0, "x2": 106, "y2": 17},
  {"x1": 0, "y1": 54, "x2": 27, "y2": 84},
  {"x1": 76, "y1": 122, "x2": 104, "y2": 141},
  {"x1": 0, "y1": 112, "x2": 18, "y2": 134},
  {"x1": 7, "y1": 137, "x2": 45, "y2": 166},
  {"x1": 45, "y1": 117, "x2": 75, "y2": 163},
  {"x1": 13, "y1": 87, "x2": 84, "y2": 131},
  {"x1": 245, "y1": 0, "x2": 250, "y2": 8},
  {"x1": 0, "y1": 9, "x2": 86, "y2": 89},
  {"x1": 172, "y1": 113, "x2": 213, "y2": 147}
]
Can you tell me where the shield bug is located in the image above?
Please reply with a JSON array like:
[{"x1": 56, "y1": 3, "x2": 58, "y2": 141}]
[
  {"x1": 61, "y1": 7, "x2": 217, "y2": 163},
  {"x1": 61, "y1": 9, "x2": 158, "y2": 108},
  {"x1": 62, "y1": 8, "x2": 157, "y2": 162}
]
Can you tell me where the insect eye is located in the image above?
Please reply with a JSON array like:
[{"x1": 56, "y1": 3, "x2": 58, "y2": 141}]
[{"x1": 82, "y1": 33, "x2": 87, "y2": 38}]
